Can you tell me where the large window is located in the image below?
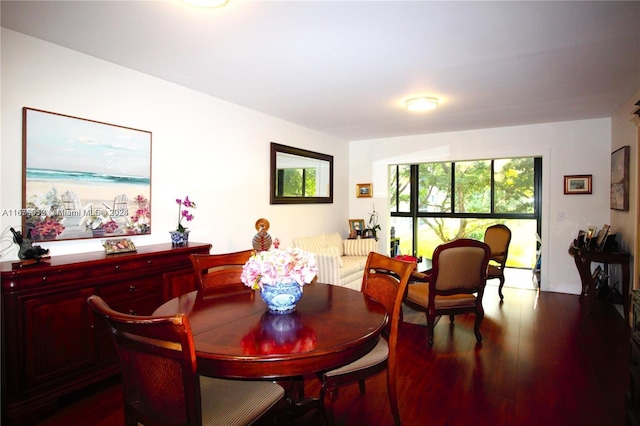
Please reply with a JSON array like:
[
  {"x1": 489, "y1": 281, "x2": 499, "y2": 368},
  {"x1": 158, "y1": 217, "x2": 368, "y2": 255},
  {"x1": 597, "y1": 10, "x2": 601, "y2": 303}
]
[{"x1": 389, "y1": 157, "x2": 541, "y2": 268}]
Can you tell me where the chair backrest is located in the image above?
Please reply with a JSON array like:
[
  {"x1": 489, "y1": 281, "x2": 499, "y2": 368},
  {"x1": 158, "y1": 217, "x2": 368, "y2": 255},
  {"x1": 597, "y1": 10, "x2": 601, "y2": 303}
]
[
  {"x1": 361, "y1": 252, "x2": 416, "y2": 346},
  {"x1": 189, "y1": 249, "x2": 254, "y2": 296},
  {"x1": 430, "y1": 238, "x2": 491, "y2": 295},
  {"x1": 483, "y1": 224, "x2": 512, "y2": 266},
  {"x1": 87, "y1": 295, "x2": 202, "y2": 426}
]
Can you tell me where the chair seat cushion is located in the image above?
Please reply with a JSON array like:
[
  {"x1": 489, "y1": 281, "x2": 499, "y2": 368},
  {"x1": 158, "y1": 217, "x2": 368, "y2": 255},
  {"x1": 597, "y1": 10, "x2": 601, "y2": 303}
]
[
  {"x1": 406, "y1": 283, "x2": 429, "y2": 307},
  {"x1": 406, "y1": 283, "x2": 477, "y2": 309},
  {"x1": 323, "y1": 337, "x2": 388, "y2": 377},
  {"x1": 199, "y1": 376, "x2": 283, "y2": 426}
]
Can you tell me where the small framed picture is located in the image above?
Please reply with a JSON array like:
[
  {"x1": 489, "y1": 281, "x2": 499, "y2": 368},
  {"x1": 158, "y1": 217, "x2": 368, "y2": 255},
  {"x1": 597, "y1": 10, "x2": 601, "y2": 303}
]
[
  {"x1": 348, "y1": 219, "x2": 365, "y2": 238},
  {"x1": 356, "y1": 183, "x2": 372, "y2": 198},
  {"x1": 103, "y1": 238, "x2": 137, "y2": 255},
  {"x1": 564, "y1": 175, "x2": 592, "y2": 194}
]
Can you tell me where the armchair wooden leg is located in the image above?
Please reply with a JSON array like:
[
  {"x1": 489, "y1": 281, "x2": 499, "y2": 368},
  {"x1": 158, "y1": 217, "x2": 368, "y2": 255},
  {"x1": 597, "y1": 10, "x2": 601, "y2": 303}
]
[
  {"x1": 498, "y1": 276, "x2": 505, "y2": 301},
  {"x1": 474, "y1": 310, "x2": 484, "y2": 343},
  {"x1": 427, "y1": 317, "x2": 435, "y2": 347}
]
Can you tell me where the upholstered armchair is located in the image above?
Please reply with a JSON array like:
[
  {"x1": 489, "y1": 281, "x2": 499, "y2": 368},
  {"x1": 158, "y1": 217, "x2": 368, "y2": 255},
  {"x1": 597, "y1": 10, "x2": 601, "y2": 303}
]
[
  {"x1": 483, "y1": 224, "x2": 512, "y2": 300},
  {"x1": 405, "y1": 239, "x2": 491, "y2": 346}
]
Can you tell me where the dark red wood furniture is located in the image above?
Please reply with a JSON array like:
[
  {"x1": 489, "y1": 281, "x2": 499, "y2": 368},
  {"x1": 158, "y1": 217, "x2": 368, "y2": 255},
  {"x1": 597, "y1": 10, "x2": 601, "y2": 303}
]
[
  {"x1": 1, "y1": 242, "x2": 211, "y2": 426},
  {"x1": 153, "y1": 283, "x2": 387, "y2": 380}
]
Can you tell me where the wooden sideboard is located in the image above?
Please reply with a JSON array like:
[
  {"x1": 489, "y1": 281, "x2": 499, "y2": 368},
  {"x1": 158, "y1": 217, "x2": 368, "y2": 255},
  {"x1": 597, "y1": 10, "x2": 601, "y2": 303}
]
[{"x1": 1, "y1": 242, "x2": 211, "y2": 426}]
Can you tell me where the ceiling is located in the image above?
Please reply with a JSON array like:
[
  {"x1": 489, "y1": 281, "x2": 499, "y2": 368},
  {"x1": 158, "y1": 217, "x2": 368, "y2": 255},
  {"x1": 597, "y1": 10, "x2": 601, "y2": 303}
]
[{"x1": 2, "y1": 1, "x2": 639, "y2": 141}]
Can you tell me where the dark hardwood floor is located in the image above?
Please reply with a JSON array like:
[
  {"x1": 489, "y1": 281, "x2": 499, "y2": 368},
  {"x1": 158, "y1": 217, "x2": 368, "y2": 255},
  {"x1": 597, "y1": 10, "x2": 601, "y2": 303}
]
[{"x1": 37, "y1": 285, "x2": 629, "y2": 426}]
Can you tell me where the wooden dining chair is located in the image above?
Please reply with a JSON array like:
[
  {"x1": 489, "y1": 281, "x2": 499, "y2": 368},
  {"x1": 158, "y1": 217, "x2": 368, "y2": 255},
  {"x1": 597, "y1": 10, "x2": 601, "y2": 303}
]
[
  {"x1": 483, "y1": 224, "x2": 512, "y2": 300},
  {"x1": 189, "y1": 249, "x2": 254, "y2": 296},
  {"x1": 405, "y1": 238, "x2": 491, "y2": 346},
  {"x1": 87, "y1": 295, "x2": 284, "y2": 426},
  {"x1": 317, "y1": 252, "x2": 416, "y2": 426}
]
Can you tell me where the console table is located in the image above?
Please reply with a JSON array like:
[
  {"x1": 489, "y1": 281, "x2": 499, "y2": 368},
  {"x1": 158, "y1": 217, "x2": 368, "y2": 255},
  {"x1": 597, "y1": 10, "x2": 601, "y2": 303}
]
[
  {"x1": 1, "y1": 242, "x2": 211, "y2": 426},
  {"x1": 568, "y1": 245, "x2": 631, "y2": 323}
]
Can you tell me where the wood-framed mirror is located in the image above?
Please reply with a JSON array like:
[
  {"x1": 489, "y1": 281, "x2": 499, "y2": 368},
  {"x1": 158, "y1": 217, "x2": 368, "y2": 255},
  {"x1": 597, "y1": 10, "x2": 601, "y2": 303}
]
[{"x1": 270, "y1": 142, "x2": 333, "y2": 204}]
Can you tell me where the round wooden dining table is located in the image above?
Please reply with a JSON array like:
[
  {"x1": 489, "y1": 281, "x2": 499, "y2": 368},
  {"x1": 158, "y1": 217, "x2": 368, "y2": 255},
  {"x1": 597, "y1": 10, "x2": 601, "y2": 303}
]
[{"x1": 153, "y1": 282, "x2": 388, "y2": 380}]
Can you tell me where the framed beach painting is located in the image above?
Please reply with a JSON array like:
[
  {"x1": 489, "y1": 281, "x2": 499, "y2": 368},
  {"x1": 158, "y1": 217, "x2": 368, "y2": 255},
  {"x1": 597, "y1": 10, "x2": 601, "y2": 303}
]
[{"x1": 22, "y1": 108, "x2": 152, "y2": 242}]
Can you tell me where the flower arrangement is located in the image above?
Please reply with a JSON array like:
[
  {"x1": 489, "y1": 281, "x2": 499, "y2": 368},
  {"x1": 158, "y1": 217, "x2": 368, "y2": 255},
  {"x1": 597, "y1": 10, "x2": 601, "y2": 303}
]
[
  {"x1": 175, "y1": 196, "x2": 196, "y2": 232},
  {"x1": 32, "y1": 218, "x2": 65, "y2": 239},
  {"x1": 127, "y1": 195, "x2": 151, "y2": 234},
  {"x1": 241, "y1": 247, "x2": 318, "y2": 290},
  {"x1": 25, "y1": 187, "x2": 66, "y2": 239},
  {"x1": 83, "y1": 209, "x2": 114, "y2": 231}
]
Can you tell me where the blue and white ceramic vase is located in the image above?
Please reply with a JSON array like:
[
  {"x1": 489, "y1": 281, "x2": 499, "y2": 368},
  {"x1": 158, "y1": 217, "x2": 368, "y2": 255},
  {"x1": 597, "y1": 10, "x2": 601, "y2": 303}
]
[
  {"x1": 169, "y1": 230, "x2": 190, "y2": 246},
  {"x1": 260, "y1": 282, "x2": 303, "y2": 314}
]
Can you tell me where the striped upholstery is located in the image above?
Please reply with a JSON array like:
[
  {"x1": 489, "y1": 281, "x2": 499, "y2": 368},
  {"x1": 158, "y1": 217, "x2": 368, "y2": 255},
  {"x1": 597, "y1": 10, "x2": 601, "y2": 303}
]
[
  {"x1": 344, "y1": 238, "x2": 378, "y2": 256},
  {"x1": 293, "y1": 233, "x2": 378, "y2": 289},
  {"x1": 199, "y1": 377, "x2": 284, "y2": 426}
]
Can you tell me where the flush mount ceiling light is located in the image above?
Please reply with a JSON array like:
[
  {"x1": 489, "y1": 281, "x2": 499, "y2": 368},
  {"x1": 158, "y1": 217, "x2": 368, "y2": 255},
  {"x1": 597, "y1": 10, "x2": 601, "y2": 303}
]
[
  {"x1": 180, "y1": 0, "x2": 229, "y2": 8},
  {"x1": 405, "y1": 97, "x2": 439, "y2": 112}
]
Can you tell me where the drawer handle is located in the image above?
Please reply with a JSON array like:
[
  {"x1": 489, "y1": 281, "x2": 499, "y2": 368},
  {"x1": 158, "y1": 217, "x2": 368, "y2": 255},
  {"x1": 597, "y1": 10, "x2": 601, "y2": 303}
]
[
  {"x1": 129, "y1": 285, "x2": 138, "y2": 293},
  {"x1": 115, "y1": 265, "x2": 119, "y2": 270}
]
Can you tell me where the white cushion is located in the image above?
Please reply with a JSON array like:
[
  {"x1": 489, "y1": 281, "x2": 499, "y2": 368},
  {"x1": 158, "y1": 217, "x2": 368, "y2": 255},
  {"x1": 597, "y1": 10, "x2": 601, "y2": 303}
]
[
  {"x1": 316, "y1": 246, "x2": 344, "y2": 267},
  {"x1": 293, "y1": 234, "x2": 329, "y2": 253},
  {"x1": 325, "y1": 232, "x2": 344, "y2": 255},
  {"x1": 344, "y1": 238, "x2": 377, "y2": 256}
]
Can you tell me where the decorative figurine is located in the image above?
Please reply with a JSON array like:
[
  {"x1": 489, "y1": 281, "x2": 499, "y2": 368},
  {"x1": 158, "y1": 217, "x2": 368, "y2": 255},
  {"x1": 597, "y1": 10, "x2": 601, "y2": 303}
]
[
  {"x1": 10, "y1": 227, "x2": 50, "y2": 262},
  {"x1": 252, "y1": 218, "x2": 273, "y2": 252}
]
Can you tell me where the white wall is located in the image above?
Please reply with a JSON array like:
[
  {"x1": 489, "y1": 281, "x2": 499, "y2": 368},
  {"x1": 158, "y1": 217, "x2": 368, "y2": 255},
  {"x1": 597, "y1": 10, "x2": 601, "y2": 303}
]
[
  {"x1": 1, "y1": 29, "x2": 350, "y2": 261},
  {"x1": 349, "y1": 118, "x2": 612, "y2": 295}
]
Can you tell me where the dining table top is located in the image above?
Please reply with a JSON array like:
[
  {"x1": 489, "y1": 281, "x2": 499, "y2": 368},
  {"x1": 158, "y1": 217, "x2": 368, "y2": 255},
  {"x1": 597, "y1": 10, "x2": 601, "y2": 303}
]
[{"x1": 153, "y1": 282, "x2": 388, "y2": 380}]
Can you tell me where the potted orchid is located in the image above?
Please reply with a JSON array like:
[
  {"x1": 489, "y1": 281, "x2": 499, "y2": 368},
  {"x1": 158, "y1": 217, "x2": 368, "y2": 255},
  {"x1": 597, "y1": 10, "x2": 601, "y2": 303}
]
[
  {"x1": 170, "y1": 196, "x2": 196, "y2": 245},
  {"x1": 241, "y1": 247, "x2": 318, "y2": 313}
]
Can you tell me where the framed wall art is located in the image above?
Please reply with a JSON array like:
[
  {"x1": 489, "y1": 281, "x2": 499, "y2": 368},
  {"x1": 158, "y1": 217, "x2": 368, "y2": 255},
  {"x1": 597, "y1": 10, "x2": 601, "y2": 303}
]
[
  {"x1": 356, "y1": 183, "x2": 372, "y2": 198},
  {"x1": 564, "y1": 175, "x2": 592, "y2": 194},
  {"x1": 610, "y1": 146, "x2": 630, "y2": 211},
  {"x1": 22, "y1": 108, "x2": 152, "y2": 242}
]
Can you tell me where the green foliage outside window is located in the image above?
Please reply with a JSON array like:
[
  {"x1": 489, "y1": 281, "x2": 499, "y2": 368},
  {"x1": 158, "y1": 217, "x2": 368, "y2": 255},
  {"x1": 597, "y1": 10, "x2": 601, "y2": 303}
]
[{"x1": 389, "y1": 157, "x2": 539, "y2": 268}]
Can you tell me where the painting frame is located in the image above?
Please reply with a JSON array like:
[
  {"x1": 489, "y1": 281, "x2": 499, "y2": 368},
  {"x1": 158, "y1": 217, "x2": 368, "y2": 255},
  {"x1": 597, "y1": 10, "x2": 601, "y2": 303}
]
[
  {"x1": 564, "y1": 175, "x2": 592, "y2": 194},
  {"x1": 356, "y1": 183, "x2": 372, "y2": 198},
  {"x1": 610, "y1": 146, "x2": 630, "y2": 211},
  {"x1": 22, "y1": 108, "x2": 152, "y2": 242},
  {"x1": 348, "y1": 219, "x2": 365, "y2": 238}
]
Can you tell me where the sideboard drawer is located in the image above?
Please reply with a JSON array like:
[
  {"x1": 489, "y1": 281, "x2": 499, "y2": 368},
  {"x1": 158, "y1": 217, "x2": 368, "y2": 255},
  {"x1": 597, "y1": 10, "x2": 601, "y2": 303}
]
[{"x1": 98, "y1": 277, "x2": 159, "y2": 305}]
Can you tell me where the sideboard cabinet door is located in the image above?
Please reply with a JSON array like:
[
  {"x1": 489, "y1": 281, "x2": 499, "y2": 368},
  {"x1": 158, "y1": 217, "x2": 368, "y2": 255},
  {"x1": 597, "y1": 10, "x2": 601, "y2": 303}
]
[{"x1": 23, "y1": 287, "x2": 96, "y2": 388}]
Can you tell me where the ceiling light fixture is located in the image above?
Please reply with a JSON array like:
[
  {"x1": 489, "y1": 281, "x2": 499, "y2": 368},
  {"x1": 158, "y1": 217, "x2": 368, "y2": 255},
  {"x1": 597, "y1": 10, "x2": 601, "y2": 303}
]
[
  {"x1": 405, "y1": 97, "x2": 439, "y2": 112},
  {"x1": 180, "y1": 0, "x2": 229, "y2": 8}
]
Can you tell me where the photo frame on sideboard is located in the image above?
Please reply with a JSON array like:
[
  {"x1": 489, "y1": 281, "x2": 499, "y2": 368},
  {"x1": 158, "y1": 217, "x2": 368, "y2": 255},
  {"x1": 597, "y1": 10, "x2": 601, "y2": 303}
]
[
  {"x1": 348, "y1": 219, "x2": 365, "y2": 238},
  {"x1": 610, "y1": 146, "x2": 630, "y2": 210}
]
